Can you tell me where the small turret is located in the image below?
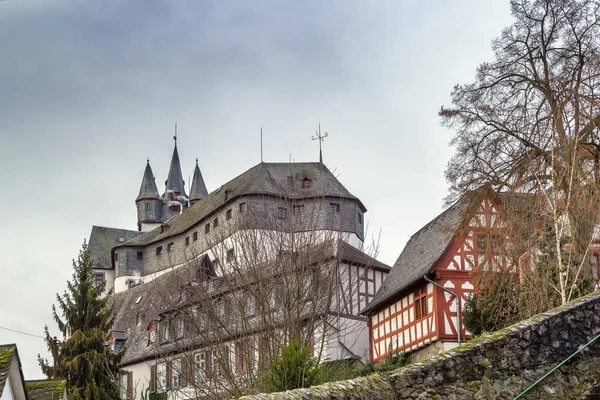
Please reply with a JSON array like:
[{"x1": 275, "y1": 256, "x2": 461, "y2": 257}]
[
  {"x1": 162, "y1": 136, "x2": 188, "y2": 219},
  {"x1": 189, "y1": 158, "x2": 208, "y2": 206},
  {"x1": 136, "y1": 160, "x2": 162, "y2": 232}
]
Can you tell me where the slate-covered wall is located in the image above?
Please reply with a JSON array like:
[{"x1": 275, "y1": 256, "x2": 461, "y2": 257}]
[{"x1": 118, "y1": 195, "x2": 365, "y2": 278}]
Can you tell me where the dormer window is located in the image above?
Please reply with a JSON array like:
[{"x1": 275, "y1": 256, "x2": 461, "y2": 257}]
[
  {"x1": 302, "y1": 178, "x2": 312, "y2": 188},
  {"x1": 224, "y1": 190, "x2": 231, "y2": 201}
]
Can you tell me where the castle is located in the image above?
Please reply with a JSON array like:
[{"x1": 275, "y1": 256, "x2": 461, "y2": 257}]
[{"x1": 87, "y1": 139, "x2": 389, "y2": 399}]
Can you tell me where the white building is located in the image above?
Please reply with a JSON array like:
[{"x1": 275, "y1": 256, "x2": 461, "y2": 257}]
[{"x1": 88, "y1": 140, "x2": 389, "y2": 399}]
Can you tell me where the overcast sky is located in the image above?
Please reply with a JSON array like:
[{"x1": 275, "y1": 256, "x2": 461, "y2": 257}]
[{"x1": 0, "y1": 0, "x2": 513, "y2": 379}]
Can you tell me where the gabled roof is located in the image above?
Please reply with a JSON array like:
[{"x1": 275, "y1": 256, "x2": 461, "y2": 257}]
[
  {"x1": 25, "y1": 380, "x2": 66, "y2": 400},
  {"x1": 88, "y1": 226, "x2": 142, "y2": 269},
  {"x1": 189, "y1": 158, "x2": 208, "y2": 203},
  {"x1": 136, "y1": 160, "x2": 160, "y2": 202},
  {"x1": 0, "y1": 344, "x2": 28, "y2": 400},
  {"x1": 0, "y1": 344, "x2": 15, "y2": 397},
  {"x1": 163, "y1": 145, "x2": 187, "y2": 199},
  {"x1": 362, "y1": 198, "x2": 471, "y2": 314},
  {"x1": 117, "y1": 162, "x2": 364, "y2": 248}
]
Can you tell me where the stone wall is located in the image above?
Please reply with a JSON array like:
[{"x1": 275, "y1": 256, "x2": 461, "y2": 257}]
[{"x1": 239, "y1": 291, "x2": 600, "y2": 400}]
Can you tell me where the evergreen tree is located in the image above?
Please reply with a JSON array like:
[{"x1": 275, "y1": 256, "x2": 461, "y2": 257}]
[{"x1": 37, "y1": 241, "x2": 121, "y2": 399}]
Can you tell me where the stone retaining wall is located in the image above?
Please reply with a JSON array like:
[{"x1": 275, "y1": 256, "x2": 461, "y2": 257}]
[{"x1": 239, "y1": 291, "x2": 600, "y2": 399}]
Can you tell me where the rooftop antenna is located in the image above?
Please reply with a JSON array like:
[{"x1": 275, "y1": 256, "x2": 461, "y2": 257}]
[
  {"x1": 260, "y1": 127, "x2": 263, "y2": 163},
  {"x1": 173, "y1": 123, "x2": 178, "y2": 146},
  {"x1": 311, "y1": 123, "x2": 328, "y2": 163}
]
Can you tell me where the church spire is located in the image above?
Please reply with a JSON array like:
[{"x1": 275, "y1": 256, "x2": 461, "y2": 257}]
[
  {"x1": 163, "y1": 134, "x2": 187, "y2": 200},
  {"x1": 190, "y1": 157, "x2": 208, "y2": 205},
  {"x1": 136, "y1": 159, "x2": 160, "y2": 201}
]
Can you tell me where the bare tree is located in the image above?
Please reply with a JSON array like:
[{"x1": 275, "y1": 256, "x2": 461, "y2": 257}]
[
  {"x1": 135, "y1": 178, "x2": 380, "y2": 399},
  {"x1": 441, "y1": 0, "x2": 600, "y2": 306}
]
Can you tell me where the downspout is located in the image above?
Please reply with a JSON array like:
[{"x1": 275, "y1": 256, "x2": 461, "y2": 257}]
[{"x1": 423, "y1": 275, "x2": 461, "y2": 346}]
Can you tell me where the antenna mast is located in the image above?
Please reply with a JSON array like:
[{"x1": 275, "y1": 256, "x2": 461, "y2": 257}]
[{"x1": 311, "y1": 123, "x2": 328, "y2": 163}]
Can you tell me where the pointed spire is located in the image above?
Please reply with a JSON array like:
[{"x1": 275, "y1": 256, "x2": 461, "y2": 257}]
[
  {"x1": 190, "y1": 157, "x2": 208, "y2": 204},
  {"x1": 163, "y1": 138, "x2": 187, "y2": 200},
  {"x1": 136, "y1": 159, "x2": 160, "y2": 202}
]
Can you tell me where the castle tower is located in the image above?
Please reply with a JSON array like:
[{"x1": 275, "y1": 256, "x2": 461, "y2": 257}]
[
  {"x1": 162, "y1": 139, "x2": 188, "y2": 219},
  {"x1": 136, "y1": 160, "x2": 162, "y2": 232},
  {"x1": 189, "y1": 158, "x2": 208, "y2": 206}
]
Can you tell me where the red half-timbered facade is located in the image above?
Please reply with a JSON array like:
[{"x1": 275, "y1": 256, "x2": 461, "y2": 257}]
[{"x1": 363, "y1": 196, "x2": 513, "y2": 363}]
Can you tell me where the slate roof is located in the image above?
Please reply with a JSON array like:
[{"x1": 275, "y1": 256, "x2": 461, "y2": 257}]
[
  {"x1": 362, "y1": 198, "x2": 471, "y2": 314},
  {"x1": 26, "y1": 380, "x2": 66, "y2": 400},
  {"x1": 88, "y1": 226, "x2": 142, "y2": 269},
  {"x1": 189, "y1": 158, "x2": 208, "y2": 203},
  {"x1": 136, "y1": 160, "x2": 160, "y2": 201},
  {"x1": 112, "y1": 239, "x2": 387, "y2": 365},
  {"x1": 163, "y1": 145, "x2": 187, "y2": 200},
  {"x1": 117, "y1": 162, "x2": 364, "y2": 249},
  {"x1": 337, "y1": 240, "x2": 391, "y2": 272}
]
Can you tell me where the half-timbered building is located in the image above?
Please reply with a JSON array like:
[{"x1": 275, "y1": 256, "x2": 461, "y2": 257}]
[{"x1": 362, "y1": 195, "x2": 511, "y2": 363}]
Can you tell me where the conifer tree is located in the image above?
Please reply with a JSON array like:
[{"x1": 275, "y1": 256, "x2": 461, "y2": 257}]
[{"x1": 37, "y1": 241, "x2": 121, "y2": 399}]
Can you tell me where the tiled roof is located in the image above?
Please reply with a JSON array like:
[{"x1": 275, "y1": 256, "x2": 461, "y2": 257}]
[
  {"x1": 88, "y1": 226, "x2": 142, "y2": 269},
  {"x1": 26, "y1": 380, "x2": 66, "y2": 400},
  {"x1": 117, "y1": 162, "x2": 364, "y2": 249},
  {"x1": 362, "y1": 198, "x2": 471, "y2": 314},
  {"x1": 0, "y1": 344, "x2": 15, "y2": 397}
]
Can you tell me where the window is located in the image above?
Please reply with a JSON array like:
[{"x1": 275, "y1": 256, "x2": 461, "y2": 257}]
[
  {"x1": 239, "y1": 202, "x2": 247, "y2": 212},
  {"x1": 193, "y1": 231, "x2": 198, "y2": 241},
  {"x1": 226, "y1": 209, "x2": 232, "y2": 220},
  {"x1": 197, "y1": 308, "x2": 208, "y2": 331},
  {"x1": 119, "y1": 371, "x2": 131, "y2": 399},
  {"x1": 185, "y1": 237, "x2": 190, "y2": 246},
  {"x1": 213, "y1": 218, "x2": 219, "y2": 228},
  {"x1": 156, "y1": 363, "x2": 166, "y2": 392},
  {"x1": 227, "y1": 248, "x2": 235, "y2": 263},
  {"x1": 115, "y1": 253, "x2": 119, "y2": 262},
  {"x1": 175, "y1": 317, "x2": 184, "y2": 339},
  {"x1": 224, "y1": 190, "x2": 230, "y2": 200},
  {"x1": 205, "y1": 223, "x2": 210, "y2": 234},
  {"x1": 167, "y1": 242, "x2": 174, "y2": 252},
  {"x1": 194, "y1": 352, "x2": 207, "y2": 385},
  {"x1": 302, "y1": 178, "x2": 312, "y2": 188},
  {"x1": 145, "y1": 203, "x2": 150, "y2": 212},
  {"x1": 156, "y1": 246, "x2": 163, "y2": 256},
  {"x1": 357, "y1": 213, "x2": 362, "y2": 224},
  {"x1": 293, "y1": 204, "x2": 304, "y2": 216},
  {"x1": 331, "y1": 203, "x2": 340, "y2": 213},
  {"x1": 148, "y1": 323, "x2": 157, "y2": 344},
  {"x1": 214, "y1": 346, "x2": 229, "y2": 377},
  {"x1": 159, "y1": 320, "x2": 170, "y2": 343},
  {"x1": 136, "y1": 251, "x2": 143, "y2": 261},
  {"x1": 414, "y1": 287, "x2": 428, "y2": 320},
  {"x1": 277, "y1": 207, "x2": 287, "y2": 219},
  {"x1": 236, "y1": 339, "x2": 250, "y2": 375},
  {"x1": 476, "y1": 234, "x2": 501, "y2": 253},
  {"x1": 172, "y1": 358, "x2": 182, "y2": 389},
  {"x1": 94, "y1": 272, "x2": 105, "y2": 288}
]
